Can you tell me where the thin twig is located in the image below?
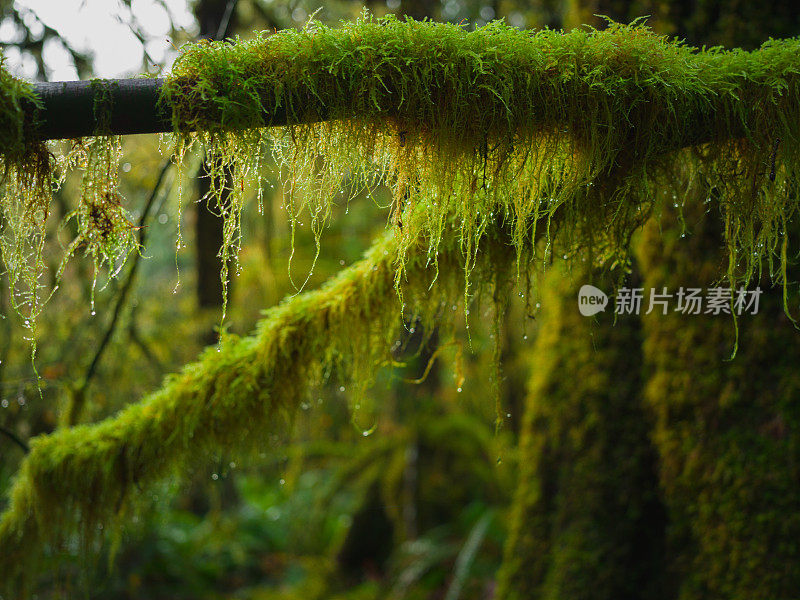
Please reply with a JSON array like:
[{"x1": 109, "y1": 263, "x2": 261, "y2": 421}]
[
  {"x1": 65, "y1": 158, "x2": 172, "y2": 426},
  {"x1": 0, "y1": 424, "x2": 29, "y2": 454},
  {"x1": 84, "y1": 159, "x2": 172, "y2": 384},
  {"x1": 216, "y1": 0, "x2": 240, "y2": 41}
]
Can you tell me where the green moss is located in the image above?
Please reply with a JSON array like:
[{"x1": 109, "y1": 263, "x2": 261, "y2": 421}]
[
  {"x1": 0, "y1": 57, "x2": 52, "y2": 344},
  {"x1": 3, "y1": 16, "x2": 800, "y2": 336},
  {"x1": 636, "y1": 196, "x2": 800, "y2": 599},
  {"x1": 0, "y1": 52, "x2": 40, "y2": 164},
  {"x1": 3, "y1": 13, "x2": 800, "y2": 592},
  {"x1": 495, "y1": 262, "x2": 664, "y2": 600},
  {"x1": 0, "y1": 69, "x2": 136, "y2": 342},
  {"x1": 162, "y1": 14, "x2": 800, "y2": 296},
  {"x1": 0, "y1": 226, "x2": 506, "y2": 594}
]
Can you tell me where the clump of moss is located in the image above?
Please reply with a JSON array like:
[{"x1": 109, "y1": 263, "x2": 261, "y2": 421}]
[
  {"x1": 0, "y1": 67, "x2": 137, "y2": 340},
  {"x1": 0, "y1": 52, "x2": 40, "y2": 165},
  {"x1": 58, "y1": 135, "x2": 137, "y2": 309},
  {"x1": 0, "y1": 56, "x2": 54, "y2": 340},
  {"x1": 162, "y1": 14, "x2": 800, "y2": 296},
  {"x1": 4, "y1": 16, "x2": 800, "y2": 338}
]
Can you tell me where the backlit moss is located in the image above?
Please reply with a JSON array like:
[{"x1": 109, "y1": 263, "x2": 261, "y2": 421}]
[
  {"x1": 2, "y1": 13, "x2": 800, "y2": 593},
  {"x1": 161, "y1": 14, "x2": 800, "y2": 296}
]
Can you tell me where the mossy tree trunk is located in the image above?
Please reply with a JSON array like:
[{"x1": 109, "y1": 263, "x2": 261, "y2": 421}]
[
  {"x1": 497, "y1": 3, "x2": 800, "y2": 599},
  {"x1": 495, "y1": 264, "x2": 665, "y2": 600},
  {"x1": 635, "y1": 2, "x2": 800, "y2": 597},
  {"x1": 635, "y1": 200, "x2": 800, "y2": 599}
]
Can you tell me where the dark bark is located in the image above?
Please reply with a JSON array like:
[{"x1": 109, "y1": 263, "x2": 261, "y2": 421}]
[
  {"x1": 29, "y1": 78, "x2": 170, "y2": 140},
  {"x1": 195, "y1": 157, "x2": 227, "y2": 310},
  {"x1": 24, "y1": 74, "x2": 752, "y2": 148},
  {"x1": 194, "y1": 0, "x2": 239, "y2": 315}
]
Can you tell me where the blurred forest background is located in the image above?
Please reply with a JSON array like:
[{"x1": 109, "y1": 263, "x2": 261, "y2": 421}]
[{"x1": 2, "y1": 1, "x2": 800, "y2": 598}]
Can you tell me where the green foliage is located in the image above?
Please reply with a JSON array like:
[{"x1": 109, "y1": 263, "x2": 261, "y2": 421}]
[
  {"x1": 0, "y1": 57, "x2": 52, "y2": 341},
  {"x1": 0, "y1": 226, "x2": 506, "y2": 594},
  {"x1": 3, "y1": 12, "x2": 800, "y2": 596},
  {"x1": 0, "y1": 75, "x2": 136, "y2": 344},
  {"x1": 3, "y1": 15, "x2": 800, "y2": 337},
  {"x1": 0, "y1": 52, "x2": 39, "y2": 165}
]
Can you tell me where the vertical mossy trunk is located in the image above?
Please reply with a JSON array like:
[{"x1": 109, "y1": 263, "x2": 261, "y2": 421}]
[
  {"x1": 497, "y1": 3, "x2": 800, "y2": 599},
  {"x1": 634, "y1": 3, "x2": 800, "y2": 597},
  {"x1": 495, "y1": 264, "x2": 665, "y2": 600},
  {"x1": 635, "y1": 202, "x2": 800, "y2": 599}
]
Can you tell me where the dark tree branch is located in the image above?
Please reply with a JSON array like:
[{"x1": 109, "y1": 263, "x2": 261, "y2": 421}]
[
  {"x1": 29, "y1": 78, "x2": 172, "y2": 140},
  {"x1": 25, "y1": 75, "x2": 749, "y2": 148},
  {"x1": 0, "y1": 424, "x2": 29, "y2": 454}
]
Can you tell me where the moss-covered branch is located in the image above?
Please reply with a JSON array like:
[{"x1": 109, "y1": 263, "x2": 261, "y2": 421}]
[
  {"x1": 0, "y1": 227, "x2": 500, "y2": 593},
  {"x1": 4, "y1": 16, "x2": 800, "y2": 337},
  {"x1": 162, "y1": 15, "x2": 800, "y2": 308},
  {"x1": 3, "y1": 16, "x2": 800, "y2": 591}
]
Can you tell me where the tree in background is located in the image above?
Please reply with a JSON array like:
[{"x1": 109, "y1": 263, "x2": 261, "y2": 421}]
[{"x1": 497, "y1": 2, "x2": 800, "y2": 599}]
